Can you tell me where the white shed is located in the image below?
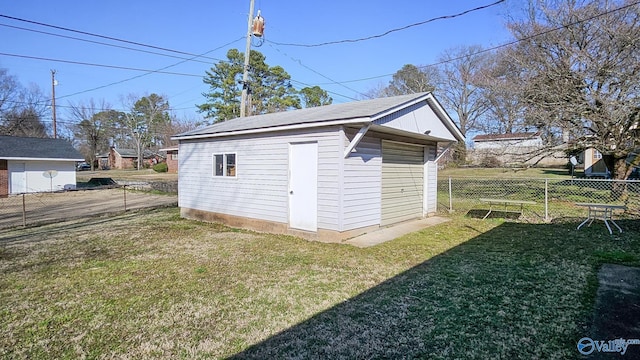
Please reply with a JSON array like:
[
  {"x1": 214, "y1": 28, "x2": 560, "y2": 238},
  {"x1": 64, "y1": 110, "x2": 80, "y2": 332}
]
[
  {"x1": 0, "y1": 135, "x2": 84, "y2": 196},
  {"x1": 173, "y1": 92, "x2": 464, "y2": 241}
]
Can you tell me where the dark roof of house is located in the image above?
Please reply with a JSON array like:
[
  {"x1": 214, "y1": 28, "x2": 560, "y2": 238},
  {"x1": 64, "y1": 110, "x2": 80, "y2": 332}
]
[
  {"x1": 114, "y1": 148, "x2": 138, "y2": 157},
  {"x1": 473, "y1": 132, "x2": 541, "y2": 142},
  {"x1": 0, "y1": 135, "x2": 84, "y2": 160},
  {"x1": 96, "y1": 148, "x2": 159, "y2": 159},
  {"x1": 175, "y1": 92, "x2": 463, "y2": 140}
]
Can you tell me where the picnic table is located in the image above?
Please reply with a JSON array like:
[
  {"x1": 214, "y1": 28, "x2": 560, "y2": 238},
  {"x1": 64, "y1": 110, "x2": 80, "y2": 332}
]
[
  {"x1": 479, "y1": 198, "x2": 537, "y2": 219},
  {"x1": 575, "y1": 202, "x2": 626, "y2": 234}
]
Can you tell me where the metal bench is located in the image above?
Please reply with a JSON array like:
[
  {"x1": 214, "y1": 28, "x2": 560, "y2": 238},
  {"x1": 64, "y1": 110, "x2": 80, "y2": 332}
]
[{"x1": 479, "y1": 198, "x2": 537, "y2": 219}]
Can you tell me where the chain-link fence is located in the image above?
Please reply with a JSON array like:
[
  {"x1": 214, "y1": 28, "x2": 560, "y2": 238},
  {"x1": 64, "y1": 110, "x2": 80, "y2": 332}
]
[
  {"x1": 438, "y1": 177, "x2": 640, "y2": 222},
  {"x1": 0, "y1": 187, "x2": 178, "y2": 229}
]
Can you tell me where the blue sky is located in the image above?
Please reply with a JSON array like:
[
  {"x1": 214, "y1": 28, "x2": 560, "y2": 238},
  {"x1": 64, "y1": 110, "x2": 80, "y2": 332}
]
[{"x1": 1, "y1": 0, "x2": 516, "y2": 125}]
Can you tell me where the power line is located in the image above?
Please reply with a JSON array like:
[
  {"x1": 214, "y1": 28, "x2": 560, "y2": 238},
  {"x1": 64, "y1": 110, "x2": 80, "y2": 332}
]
[
  {"x1": 266, "y1": 42, "x2": 362, "y2": 100},
  {"x1": 0, "y1": 52, "x2": 202, "y2": 77},
  {"x1": 268, "y1": 0, "x2": 505, "y2": 47},
  {"x1": 303, "y1": 0, "x2": 640, "y2": 90},
  {"x1": 0, "y1": 23, "x2": 220, "y2": 65},
  {"x1": 0, "y1": 13, "x2": 221, "y2": 60},
  {"x1": 51, "y1": 37, "x2": 245, "y2": 102}
]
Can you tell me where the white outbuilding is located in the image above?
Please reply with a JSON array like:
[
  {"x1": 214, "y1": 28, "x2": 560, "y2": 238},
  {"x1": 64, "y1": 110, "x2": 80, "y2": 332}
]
[
  {"x1": 0, "y1": 135, "x2": 84, "y2": 196},
  {"x1": 173, "y1": 92, "x2": 464, "y2": 241}
]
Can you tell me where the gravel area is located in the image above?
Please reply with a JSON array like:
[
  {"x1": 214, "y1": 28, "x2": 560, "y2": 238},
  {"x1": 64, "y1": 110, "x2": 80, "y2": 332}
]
[{"x1": 0, "y1": 188, "x2": 177, "y2": 229}]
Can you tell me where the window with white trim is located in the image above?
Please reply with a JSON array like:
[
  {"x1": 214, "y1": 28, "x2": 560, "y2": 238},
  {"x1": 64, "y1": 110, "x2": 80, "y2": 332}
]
[{"x1": 213, "y1": 153, "x2": 236, "y2": 177}]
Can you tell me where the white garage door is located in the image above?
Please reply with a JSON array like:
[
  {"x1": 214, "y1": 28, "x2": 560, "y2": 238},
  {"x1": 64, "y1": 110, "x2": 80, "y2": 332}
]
[{"x1": 381, "y1": 141, "x2": 424, "y2": 226}]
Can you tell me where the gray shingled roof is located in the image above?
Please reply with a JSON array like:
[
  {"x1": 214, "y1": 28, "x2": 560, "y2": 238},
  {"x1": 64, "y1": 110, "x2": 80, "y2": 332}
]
[
  {"x1": 0, "y1": 135, "x2": 84, "y2": 160},
  {"x1": 176, "y1": 92, "x2": 431, "y2": 138}
]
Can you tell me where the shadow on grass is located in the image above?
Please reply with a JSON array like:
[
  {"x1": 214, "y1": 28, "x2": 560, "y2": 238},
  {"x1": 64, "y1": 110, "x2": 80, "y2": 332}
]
[
  {"x1": 229, "y1": 221, "x2": 640, "y2": 359},
  {"x1": 542, "y1": 169, "x2": 573, "y2": 177}
]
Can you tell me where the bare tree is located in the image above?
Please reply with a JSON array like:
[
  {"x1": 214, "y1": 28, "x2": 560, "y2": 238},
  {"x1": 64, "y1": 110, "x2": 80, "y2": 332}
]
[
  {"x1": 0, "y1": 68, "x2": 20, "y2": 116},
  {"x1": 0, "y1": 83, "x2": 50, "y2": 138},
  {"x1": 477, "y1": 49, "x2": 528, "y2": 134},
  {"x1": 507, "y1": 0, "x2": 640, "y2": 179},
  {"x1": 383, "y1": 64, "x2": 438, "y2": 96},
  {"x1": 435, "y1": 45, "x2": 492, "y2": 162},
  {"x1": 120, "y1": 94, "x2": 170, "y2": 170},
  {"x1": 69, "y1": 99, "x2": 119, "y2": 170}
]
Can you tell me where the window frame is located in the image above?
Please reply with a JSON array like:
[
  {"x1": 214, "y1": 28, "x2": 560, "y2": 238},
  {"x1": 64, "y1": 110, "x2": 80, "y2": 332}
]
[
  {"x1": 213, "y1": 153, "x2": 237, "y2": 178},
  {"x1": 594, "y1": 150, "x2": 603, "y2": 159}
]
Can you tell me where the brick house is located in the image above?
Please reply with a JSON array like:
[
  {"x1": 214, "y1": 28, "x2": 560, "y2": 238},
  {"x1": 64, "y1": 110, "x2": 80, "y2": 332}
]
[
  {"x1": 159, "y1": 146, "x2": 178, "y2": 173},
  {"x1": 97, "y1": 147, "x2": 162, "y2": 170}
]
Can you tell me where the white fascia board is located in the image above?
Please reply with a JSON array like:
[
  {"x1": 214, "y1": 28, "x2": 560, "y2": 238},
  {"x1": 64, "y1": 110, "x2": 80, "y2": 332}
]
[
  {"x1": 171, "y1": 117, "x2": 370, "y2": 141},
  {"x1": 367, "y1": 124, "x2": 455, "y2": 143},
  {"x1": 3, "y1": 157, "x2": 84, "y2": 162},
  {"x1": 370, "y1": 94, "x2": 430, "y2": 122}
]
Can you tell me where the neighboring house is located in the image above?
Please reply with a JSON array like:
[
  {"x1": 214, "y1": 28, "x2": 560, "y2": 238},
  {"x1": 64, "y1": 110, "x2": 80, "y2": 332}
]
[
  {"x1": 0, "y1": 135, "x2": 84, "y2": 196},
  {"x1": 97, "y1": 147, "x2": 161, "y2": 170},
  {"x1": 159, "y1": 146, "x2": 178, "y2": 173},
  {"x1": 173, "y1": 92, "x2": 465, "y2": 242},
  {"x1": 471, "y1": 132, "x2": 565, "y2": 167}
]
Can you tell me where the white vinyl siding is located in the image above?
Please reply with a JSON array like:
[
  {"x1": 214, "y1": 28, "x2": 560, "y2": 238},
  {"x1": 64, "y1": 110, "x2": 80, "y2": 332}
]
[
  {"x1": 381, "y1": 141, "x2": 424, "y2": 226},
  {"x1": 178, "y1": 127, "x2": 341, "y2": 230},
  {"x1": 341, "y1": 129, "x2": 382, "y2": 230}
]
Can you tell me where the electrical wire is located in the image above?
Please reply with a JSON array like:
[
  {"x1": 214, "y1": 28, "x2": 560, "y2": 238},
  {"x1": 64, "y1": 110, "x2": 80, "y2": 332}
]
[
  {"x1": 266, "y1": 42, "x2": 362, "y2": 100},
  {"x1": 5, "y1": 0, "x2": 636, "y2": 111},
  {"x1": 0, "y1": 52, "x2": 202, "y2": 77},
  {"x1": 0, "y1": 23, "x2": 219, "y2": 65},
  {"x1": 268, "y1": 0, "x2": 505, "y2": 47},
  {"x1": 306, "y1": 0, "x2": 640, "y2": 89},
  {"x1": 50, "y1": 37, "x2": 245, "y2": 102},
  {"x1": 0, "y1": 14, "x2": 222, "y2": 61}
]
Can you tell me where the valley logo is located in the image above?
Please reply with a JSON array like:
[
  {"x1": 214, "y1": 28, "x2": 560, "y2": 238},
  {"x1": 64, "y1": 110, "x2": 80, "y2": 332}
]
[{"x1": 577, "y1": 337, "x2": 640, "y2": 356}]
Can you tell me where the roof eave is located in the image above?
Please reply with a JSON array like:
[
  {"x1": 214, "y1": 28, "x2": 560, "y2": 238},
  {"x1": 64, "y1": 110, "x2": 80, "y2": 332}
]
[
  {"x1": 172, "y1": 117, "x2": 371, "y2": 141},
  {"x1": 367, "y1": 124, "x2": 458, "y2": 143},
  {"x1": 1, "y1": 157, "x2": 85, "y2": 162}
]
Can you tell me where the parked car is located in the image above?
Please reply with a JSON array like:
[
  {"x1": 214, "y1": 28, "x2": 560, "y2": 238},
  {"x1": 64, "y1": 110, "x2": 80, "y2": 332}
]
[{"x1": 76, "y1": 163, "x2": 91, "y2": 171}]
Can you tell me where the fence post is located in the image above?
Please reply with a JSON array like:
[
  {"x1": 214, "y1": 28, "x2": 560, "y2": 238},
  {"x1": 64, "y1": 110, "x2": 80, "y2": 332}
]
[
  {"x1": 123, "y1": 185, "x2": 127, "y2": 212},
  {"x1": 544, "y1": 179, "x2": 549, "y2": 222},
  {"x1": 22, "y1": 193, "x2": 26, "y2": 227},
  {"x1": 448, "y1": 176, "x2": 453, "y2": 213}
]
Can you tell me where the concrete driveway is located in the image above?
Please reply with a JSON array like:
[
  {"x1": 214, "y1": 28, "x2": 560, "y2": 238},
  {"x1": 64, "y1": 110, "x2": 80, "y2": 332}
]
[{"x1": 0, "y1": 188, "x2": 177, "y2": 229}]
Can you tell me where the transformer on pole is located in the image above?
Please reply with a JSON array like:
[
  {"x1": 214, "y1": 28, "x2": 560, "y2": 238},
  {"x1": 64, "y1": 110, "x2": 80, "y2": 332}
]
[{"x1": 240, "y1": 1, "x2": 264, "y2": 117}]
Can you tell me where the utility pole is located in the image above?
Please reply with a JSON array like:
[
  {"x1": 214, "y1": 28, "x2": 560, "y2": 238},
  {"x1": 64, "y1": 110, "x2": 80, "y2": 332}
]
[
  {"x1": 51, "y1": 70, "x2": 57, "y2": 138},
  {"x1": 240, "y1": 0, "x2": 255, "y2": 118}
]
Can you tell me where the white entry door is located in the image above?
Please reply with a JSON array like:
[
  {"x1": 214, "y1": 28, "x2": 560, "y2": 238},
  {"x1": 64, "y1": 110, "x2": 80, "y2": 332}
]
[{"x1": 289, "y1": 142, "x2": 318, "y2": 231}]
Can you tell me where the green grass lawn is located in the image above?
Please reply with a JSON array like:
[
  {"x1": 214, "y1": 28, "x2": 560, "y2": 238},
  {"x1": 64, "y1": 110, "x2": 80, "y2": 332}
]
[
  {"x1": 439, "y1": 166, "x2": 575, "y2": 179},
  {"x1": 1, "y1": 208, "x2": 638, "y2": 359}
]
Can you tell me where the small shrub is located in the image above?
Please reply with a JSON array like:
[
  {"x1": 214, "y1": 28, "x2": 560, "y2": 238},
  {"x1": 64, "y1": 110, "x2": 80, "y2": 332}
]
[
  {"x1": 479, "y1": 155, "x2": 502, "y2": 168},
  {"x1": 153, "y1": 162, "x2": 168, "y2": 173}
]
